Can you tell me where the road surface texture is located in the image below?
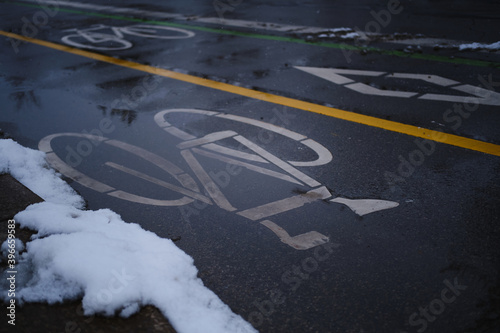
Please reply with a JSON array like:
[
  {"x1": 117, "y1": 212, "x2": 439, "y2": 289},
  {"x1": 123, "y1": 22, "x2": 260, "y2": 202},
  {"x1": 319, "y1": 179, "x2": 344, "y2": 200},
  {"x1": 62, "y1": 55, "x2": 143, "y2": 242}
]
[{"x1": 1, "y1": 0, "x2": 499, "y2": 332}]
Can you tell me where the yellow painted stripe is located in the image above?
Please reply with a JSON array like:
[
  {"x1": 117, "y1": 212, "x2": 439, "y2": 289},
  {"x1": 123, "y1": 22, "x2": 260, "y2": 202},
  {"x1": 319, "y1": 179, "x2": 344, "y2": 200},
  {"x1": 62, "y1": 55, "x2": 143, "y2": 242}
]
[{"x1": 2, "y1": 30, "x2": 500, "y2": 157}]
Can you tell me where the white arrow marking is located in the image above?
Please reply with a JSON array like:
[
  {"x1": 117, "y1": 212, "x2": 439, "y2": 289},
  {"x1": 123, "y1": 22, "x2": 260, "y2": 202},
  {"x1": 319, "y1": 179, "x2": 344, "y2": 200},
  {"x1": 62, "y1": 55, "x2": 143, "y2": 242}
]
[
  {"x1": 344, "y1": 82, "x2": 418, "y2": 98},
  {"x1": 296, "y1": 66, "x2": 500, "y2": 106},
  {"x1": 386, "y1": 73, "x2": 459, "y2": 86},
  {"x1": 420, "y1": 84, "x2": 500, "y2": 106},
  {"x1": 294, "y1": 66, "x2": 385, "y2": 85}
]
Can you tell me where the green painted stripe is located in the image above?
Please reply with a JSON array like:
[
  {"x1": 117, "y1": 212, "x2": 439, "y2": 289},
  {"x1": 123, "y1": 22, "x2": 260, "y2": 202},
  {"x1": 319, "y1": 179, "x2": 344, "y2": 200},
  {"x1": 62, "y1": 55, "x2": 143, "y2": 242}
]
[{"x1": 4, "y1": 0, "x2": 500, "y2": 68}]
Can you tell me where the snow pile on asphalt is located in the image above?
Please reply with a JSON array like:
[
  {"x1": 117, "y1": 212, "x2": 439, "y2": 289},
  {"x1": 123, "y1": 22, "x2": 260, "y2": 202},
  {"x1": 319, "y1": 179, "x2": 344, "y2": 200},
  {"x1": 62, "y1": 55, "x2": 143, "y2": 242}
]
[
  {"x1": 0, "y1": 139, "x2": 257, "y2": 333},
  {"x1": 318, "y1": 32, "x2": 359, "y2": 39},
  {"x1": 459, "y1": 41, "x2": 500, "y2": 51},
  {"x1": 315, "y1": 28, "x2": 360, "y2": 40},
  {"x1": 0, "y1": 139, "x2": 84, "y2": 208}
]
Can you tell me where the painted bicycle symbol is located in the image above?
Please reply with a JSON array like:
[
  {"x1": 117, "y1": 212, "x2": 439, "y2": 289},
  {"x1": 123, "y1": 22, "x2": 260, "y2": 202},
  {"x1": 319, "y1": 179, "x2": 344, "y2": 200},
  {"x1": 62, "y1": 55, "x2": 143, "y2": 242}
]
[
  {"x1": 39, "y1": 109, "x2": 398, "y2": 250},
  {"x1": 61, "y1": 24, "x2": 195, "y2": 51}
]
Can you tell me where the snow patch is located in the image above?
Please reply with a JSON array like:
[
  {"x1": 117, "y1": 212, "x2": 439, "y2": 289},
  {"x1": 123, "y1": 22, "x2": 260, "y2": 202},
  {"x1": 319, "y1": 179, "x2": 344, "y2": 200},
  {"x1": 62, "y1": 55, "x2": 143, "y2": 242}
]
[
  {"x1": 340, "y1": 32, "x2": 360, "y2": 39},
  {"x1": 326, "y1": 27, "x2": 352, "y2": 33},
  {"x1": 315, "y1": 30, "x2": 360, "y2": 40},
  {"x1": 1, "y1": 238, "x2": 24, "y2": 263},
  {"x1": 0, "y1": 139, "x2": 84, "y2": 208},
  {"x1": 0, "y1": 139, "x2": 257, "y2": 333},
  {"x1": 458, "y1": 41, "x2": 500, "y2": 51}
]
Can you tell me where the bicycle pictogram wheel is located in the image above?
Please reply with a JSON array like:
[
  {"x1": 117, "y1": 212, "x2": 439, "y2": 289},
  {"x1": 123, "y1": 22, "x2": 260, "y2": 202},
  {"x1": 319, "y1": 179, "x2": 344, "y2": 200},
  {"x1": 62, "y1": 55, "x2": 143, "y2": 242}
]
[
  {"x1": 121, "y1": 25, "x2": 195, "y2": 39},
  {"x1": 62, "y1": 33, "x2": 133, "y2": 51},
  {"x1": 38, "y1": 133, "x2": 208, "y2": 207}
]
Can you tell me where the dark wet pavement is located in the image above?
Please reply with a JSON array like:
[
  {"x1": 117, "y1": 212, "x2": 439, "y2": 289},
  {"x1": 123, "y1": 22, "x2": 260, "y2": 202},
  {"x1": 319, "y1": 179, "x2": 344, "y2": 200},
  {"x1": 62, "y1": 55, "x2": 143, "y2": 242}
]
[{"x1": 1, "y1": 1, "x2": 500, "y2": 332}]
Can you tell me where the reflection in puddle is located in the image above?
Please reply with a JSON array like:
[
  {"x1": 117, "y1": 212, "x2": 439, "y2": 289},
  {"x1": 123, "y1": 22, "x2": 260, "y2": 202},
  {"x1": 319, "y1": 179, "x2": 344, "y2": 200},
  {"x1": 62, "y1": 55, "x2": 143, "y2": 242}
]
[
  {"x1": 9, "y1": 90, "x2": 41, "y2": 111},
  {"x1": 98, "y1": 105, "x2": 137, "y2": 125},
  {"x1": 111, "y1": 108, "x2": 137, "y2": 125}
]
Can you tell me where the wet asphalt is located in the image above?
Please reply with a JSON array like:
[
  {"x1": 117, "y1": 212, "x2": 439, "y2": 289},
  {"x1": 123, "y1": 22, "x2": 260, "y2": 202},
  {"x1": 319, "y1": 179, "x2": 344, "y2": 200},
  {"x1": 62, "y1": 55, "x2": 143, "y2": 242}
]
[{"x1": 1, "y1": 1, "x2": 500, "y2": 332}]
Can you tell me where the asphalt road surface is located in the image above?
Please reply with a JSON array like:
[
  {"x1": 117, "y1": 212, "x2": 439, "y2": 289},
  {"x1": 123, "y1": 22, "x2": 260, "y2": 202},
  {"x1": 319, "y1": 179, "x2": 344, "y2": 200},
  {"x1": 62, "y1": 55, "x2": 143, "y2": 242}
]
[{"x1": 1, "y1": 0, "x2": 500, "y2": 332}]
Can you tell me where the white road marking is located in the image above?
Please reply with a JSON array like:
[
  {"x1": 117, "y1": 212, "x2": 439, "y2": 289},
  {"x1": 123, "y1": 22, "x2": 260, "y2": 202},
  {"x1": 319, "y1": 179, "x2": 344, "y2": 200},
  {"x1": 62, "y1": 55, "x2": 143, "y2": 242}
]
[
  {"x1": 39, "y1": 133, "x2": 115, "y2": 193},
  {"x1": 26, "y1": 0, "x2": 483, "y2": 50},
  {"x1": 296, "y1": 66, "x2": 500, "y2": 106},
  {"x1": 181, "y1": 149, "x2": 237, "y2": 211},
  {"x1": 290, "y1": 139, "x2": 332, "y2": 167},
  {"x1": 163, "y1": 126, "x2": 197, "y2": 141},
  {"x1": 191, "y1": 148, "x2": 302, "y2": 185},
  {"x1": 61, "y1": 24, "x2": 194, "y2": 51},
  {"x1": 106, "y1": 139, "x2": 184, "y2": 175},
  {"x1": 105, "y1": 161, "x2": 212, "y2": 204},
  {"x1": 344, "y1": 82, "x2": 418, "y2": 98},
  {"x1": 177, "y1": 130, "x2": 237, "y2": 149},
  {"x1": 153, "y1": 108, "x2": 398, "y2": 249},
  {"x1": 39, "y1": 133, "x2": 201, "y2": 206},
  {"x1": 155, "y1": 109, "x2": 219, "y2": 128},
  {"x1": 120, "y1": 25, "x2": 195, "y2": 39},
  {"x1": 44, "y1": 151, "x2": 115, "y2": 193},
  {"x1": 24, "y1": 0, "x2": 348, "y2": 35},
  {"x1": 155, "y1": 109, "x2": 214, "y2": 141},
  {"x1": 28, "y1": 0, "x2": 185, "y2": 20},
  {"x1": 294, "y1": 66, "x2": 384, "y2": 85},
  {"x1": 38, "y1": 108, "x2": 401, "y2": 250},
  {"x1": 386, "y1": 73, "x2": 459, "y2": 87},
  {"x1": 330, "y1": 198, "x2": 399, "y2": 216},
  {"x1": 106, "y1": 139, "x2": 200, "y2": 192},
  {"x1": 234, "y1": 135, "x2": 321, "y2": 188},
  {"x1": 237, "y1": 186, "x2": 331, "y2": 221},
  {"x1": 216, "y1": 113, "x2": 306, "y2": 141},
  {"x1": 260, "y1": 220, "x2": 329, "y2": 250},
  {"x1": 420, "y1": 84, "x2": 500, "y2": 106},
  {"x1": 156, "y1": 109, "x2": 333, "y2": 168},
  {"x1": 107, "y1": 190, "x2": 192, "y2": 206},
  {"x1": 202, "y1": 143, "x2": 268, "y2": 163}
]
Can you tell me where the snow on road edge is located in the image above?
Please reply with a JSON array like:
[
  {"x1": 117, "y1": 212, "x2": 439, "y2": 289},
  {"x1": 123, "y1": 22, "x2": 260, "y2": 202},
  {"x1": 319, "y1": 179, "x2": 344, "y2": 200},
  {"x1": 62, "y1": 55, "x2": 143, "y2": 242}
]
[
  {"x1": 0, "y1": 139, "x2": 84, "y2": 208},
  {"x1": 458, "y1": 41, "x2": 500, "y2": 51},
  {"x1": 0, "y1": 139, "x2": 257, "y2": 333}
]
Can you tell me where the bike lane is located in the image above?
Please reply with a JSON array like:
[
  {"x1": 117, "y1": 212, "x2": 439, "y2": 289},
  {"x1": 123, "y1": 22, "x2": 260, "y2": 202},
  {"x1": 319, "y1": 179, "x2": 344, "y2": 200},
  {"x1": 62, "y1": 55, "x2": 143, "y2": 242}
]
[
  {"x1": 2, "y1": 0, "x2": 499, "y2": 147},
  {"x1": 1, "y1": 2, "x2": 500, "y2": 333}
]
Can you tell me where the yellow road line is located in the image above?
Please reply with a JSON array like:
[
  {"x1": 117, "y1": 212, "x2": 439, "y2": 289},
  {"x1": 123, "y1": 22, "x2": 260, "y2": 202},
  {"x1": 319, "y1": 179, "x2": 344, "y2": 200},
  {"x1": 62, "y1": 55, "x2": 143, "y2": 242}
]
[{"x1": 2, "y1": 30, "x2": 500, "y2": 157}]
